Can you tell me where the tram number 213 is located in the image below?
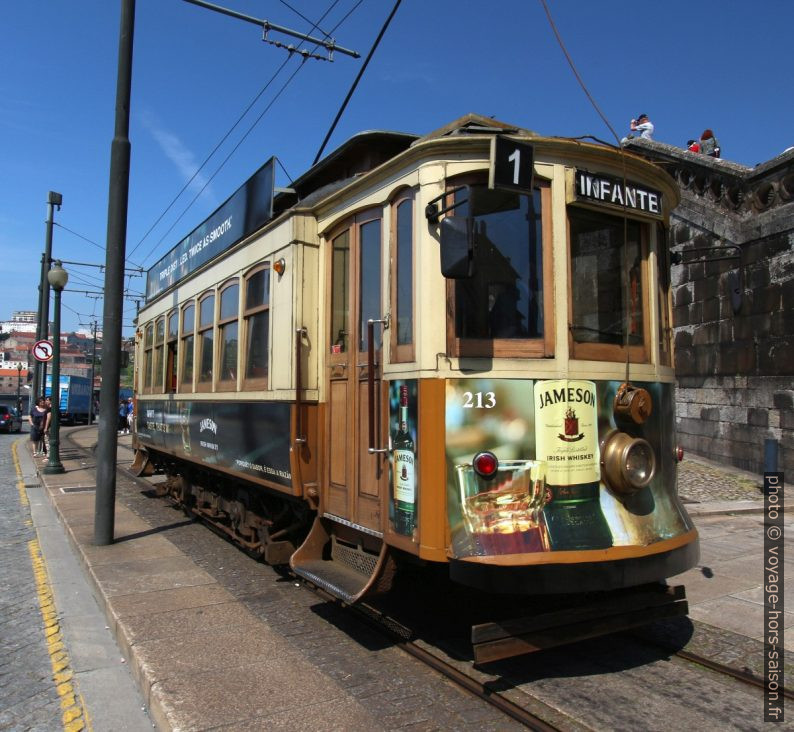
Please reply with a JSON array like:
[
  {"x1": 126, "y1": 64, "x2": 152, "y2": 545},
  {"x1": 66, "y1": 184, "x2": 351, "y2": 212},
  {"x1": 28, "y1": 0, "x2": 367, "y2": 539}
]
[{"x1": 462, "y1": 391, "x2": 496, "y2": 409}]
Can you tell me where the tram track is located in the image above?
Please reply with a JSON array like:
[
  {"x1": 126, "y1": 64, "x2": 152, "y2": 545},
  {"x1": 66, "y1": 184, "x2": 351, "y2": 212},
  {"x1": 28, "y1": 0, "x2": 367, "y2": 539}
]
[
  {"x1": 625, "y1": 629, "x2": 794, "y2": 700},
  {"x1": 63, "y1": 430, "x2": 782, "y2": 730}
]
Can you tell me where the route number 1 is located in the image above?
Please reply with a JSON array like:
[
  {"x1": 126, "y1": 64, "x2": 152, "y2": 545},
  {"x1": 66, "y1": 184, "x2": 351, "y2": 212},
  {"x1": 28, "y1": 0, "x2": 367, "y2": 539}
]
[{"x1": 491, "y1": 137, "x2": 534, "y2": 192}]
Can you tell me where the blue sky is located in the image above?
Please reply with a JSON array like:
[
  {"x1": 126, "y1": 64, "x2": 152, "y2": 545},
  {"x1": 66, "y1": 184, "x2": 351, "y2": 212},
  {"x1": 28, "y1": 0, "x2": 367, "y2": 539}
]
[{"x1": 2, "y1": 0, "x2": 791, "y2": 336}]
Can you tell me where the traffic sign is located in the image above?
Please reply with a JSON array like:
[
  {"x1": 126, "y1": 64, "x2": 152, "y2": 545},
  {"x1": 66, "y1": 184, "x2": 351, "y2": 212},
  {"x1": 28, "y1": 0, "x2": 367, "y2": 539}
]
[{"x1": 32, "y1": 340, "x2": 54, "y2": 362}]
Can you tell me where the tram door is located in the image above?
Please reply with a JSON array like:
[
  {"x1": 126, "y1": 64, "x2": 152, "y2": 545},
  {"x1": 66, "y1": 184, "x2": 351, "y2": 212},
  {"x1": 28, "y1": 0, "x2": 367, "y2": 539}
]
[{"x1": 326, "y1": 212, "x2": 386, "y2": 531}]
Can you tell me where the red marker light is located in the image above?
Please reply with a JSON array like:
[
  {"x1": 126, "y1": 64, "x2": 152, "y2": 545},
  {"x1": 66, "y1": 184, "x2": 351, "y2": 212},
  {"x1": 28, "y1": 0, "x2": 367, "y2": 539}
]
[
  {"x1": 473, "y1": 451, "x2": 499, "y2": 479},
  {"x1": 675, "y1": 446, "x2": 684, "y2": 462}
]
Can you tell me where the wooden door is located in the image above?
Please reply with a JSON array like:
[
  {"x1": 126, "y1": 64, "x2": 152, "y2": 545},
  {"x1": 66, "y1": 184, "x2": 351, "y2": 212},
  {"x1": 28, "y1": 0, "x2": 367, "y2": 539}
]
[{"x1": 326, "y1": 212, "x2": 387, "y2": 531}]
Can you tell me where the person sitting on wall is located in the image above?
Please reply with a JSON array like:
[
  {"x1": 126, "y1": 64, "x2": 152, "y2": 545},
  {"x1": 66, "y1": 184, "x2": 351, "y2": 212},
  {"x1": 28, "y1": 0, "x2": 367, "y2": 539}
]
[
  {"x1": 699, "y1": 129, "x2": 721, "y2": 157},
  {"x1": 687, "y1": 139, "x2": 700, "y2": 153}
]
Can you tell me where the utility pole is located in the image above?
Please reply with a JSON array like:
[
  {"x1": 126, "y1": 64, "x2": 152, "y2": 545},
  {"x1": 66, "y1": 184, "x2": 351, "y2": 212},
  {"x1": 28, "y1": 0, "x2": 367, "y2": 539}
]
[
  {"x1": 88, "y1": 320, "x2": 98, "y2": 424},
  {"x1": 35, "y1": 191, "x2": 62, "y2": 398},
  {"x1": 95, "y1": 0, "x2": 135, "y2": 546}
]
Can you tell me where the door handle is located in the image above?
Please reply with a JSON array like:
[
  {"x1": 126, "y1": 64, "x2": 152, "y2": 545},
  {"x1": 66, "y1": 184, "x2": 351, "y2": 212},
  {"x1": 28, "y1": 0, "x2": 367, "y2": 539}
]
[
  {"x1": 295, "y1": 327, "x2": 307, "y2": 445},
  {"x1": 366, "y1": 318, "x2": 389, "y2": 454}
]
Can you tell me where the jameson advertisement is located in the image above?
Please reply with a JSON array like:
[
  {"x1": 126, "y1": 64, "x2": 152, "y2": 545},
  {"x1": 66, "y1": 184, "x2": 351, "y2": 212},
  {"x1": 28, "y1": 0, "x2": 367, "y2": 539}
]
[
  {"x1": 146, "y1": 157, "x2": 275, "y2": 300},
  {"x1": 136, "y1": 399, "x2": 291, "y2": 487},
  {"x1": 388, "y1": 380, "x2": 419, "y2": 538},
  {"x1": 445, "y1": 378, "x2": 693, "y2": 558}
]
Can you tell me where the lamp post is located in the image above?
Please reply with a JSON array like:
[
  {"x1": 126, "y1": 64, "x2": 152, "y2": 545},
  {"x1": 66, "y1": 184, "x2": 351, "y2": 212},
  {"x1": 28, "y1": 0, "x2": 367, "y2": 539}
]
[
  {"x1": 16, "y1": 363, "x2": 22, "y2": 414},
  {"x1": 44, "y1": 261, "x2": 68, "y2": 475}
]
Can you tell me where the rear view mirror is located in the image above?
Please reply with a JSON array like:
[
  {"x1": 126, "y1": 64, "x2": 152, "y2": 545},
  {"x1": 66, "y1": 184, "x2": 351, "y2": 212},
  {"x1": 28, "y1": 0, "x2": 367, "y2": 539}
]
[{"x1": 440, "y1": 216, "x2": 474, "y2": 279}]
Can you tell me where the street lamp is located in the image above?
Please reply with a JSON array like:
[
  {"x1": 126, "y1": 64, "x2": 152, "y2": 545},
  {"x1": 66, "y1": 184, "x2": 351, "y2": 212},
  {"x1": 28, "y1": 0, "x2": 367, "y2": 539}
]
[
  {"x1": 16, "y1": 363, "x2": 22, "y2": 414},
  {"x1": 44, "y1": 261, "x2": 68, "y2": 475}
]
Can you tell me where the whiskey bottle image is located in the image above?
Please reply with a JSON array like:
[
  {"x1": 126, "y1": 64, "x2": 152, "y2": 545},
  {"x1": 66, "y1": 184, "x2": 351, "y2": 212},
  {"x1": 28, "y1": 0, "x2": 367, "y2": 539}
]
[
  {"x1": 179, "y1": 402, "x2": 192, "y2": 455},
  {"x1": 541, "y1": 482, "x2": 613, "y2": 551},
  {"x1": 534, "y1": 379, "x2": 613, "y2": 551},
  {"x1": 392, "y1": 385, "x2": 416, "y2": 536}
]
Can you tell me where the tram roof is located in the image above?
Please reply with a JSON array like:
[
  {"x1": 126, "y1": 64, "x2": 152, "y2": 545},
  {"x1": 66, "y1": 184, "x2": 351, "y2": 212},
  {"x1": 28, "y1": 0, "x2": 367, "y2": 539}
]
[{"x1": 277, "y1": 114, "x2": 539, "y2": 213}]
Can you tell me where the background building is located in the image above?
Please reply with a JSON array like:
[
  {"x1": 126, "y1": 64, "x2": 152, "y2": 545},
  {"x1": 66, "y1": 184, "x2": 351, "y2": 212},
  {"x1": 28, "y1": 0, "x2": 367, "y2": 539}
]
[{"x1": 626, "y1": 139, "x2": 794, "y2": 475}]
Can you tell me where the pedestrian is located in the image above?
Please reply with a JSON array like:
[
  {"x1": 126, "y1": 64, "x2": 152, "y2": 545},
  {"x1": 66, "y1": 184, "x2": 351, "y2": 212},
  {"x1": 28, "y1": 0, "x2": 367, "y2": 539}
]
[
  {"x1": 687, "y1": 139, "x2": 700, "y2": 153},
  {"x1": 699, "y1": 129, "x2": 721, "y2": 158},
  {"x1": 118, "y1": 399, "x2": 128, "y2": 434},
  {"x1": 629, "y1": 113, "x2": 654, "y2": 140},
  {"x1": 29, "y1": 397, "x2": 48, "y2": 456},
  {"x1": 126, "y1": 397, "x2": 134, "y2": 434}
]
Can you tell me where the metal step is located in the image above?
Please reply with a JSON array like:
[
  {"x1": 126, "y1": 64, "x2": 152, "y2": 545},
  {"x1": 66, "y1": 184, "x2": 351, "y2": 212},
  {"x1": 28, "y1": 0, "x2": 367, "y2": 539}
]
[{"x1": 291, "y1": 516, "x2": 392, "y2": 604}]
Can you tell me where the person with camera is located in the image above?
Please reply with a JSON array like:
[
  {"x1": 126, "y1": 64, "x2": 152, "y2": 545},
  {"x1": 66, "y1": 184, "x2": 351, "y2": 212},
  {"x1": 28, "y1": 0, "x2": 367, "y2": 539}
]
[{"x1": 629, "y1": 113, "x2": 654, "y2": 140}]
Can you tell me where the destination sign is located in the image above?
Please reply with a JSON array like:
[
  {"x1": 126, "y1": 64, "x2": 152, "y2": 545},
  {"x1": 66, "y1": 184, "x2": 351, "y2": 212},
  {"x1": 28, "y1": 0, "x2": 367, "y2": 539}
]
[
  {"x1": 574, "y1": 170, "x2": 664, "y2": 219},
  {"x1": 146, "y1": 157, "x2": 275, "y2": 300}
]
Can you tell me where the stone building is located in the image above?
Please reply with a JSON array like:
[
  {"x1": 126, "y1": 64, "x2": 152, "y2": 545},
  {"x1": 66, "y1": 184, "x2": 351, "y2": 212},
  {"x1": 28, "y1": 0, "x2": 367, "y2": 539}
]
[{"x1": 626, "y1": 138, "x2": 793, "y2": 475}]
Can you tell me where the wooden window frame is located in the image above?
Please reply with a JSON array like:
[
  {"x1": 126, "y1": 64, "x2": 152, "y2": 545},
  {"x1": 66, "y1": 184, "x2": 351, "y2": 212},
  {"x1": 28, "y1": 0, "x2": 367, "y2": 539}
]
[
  {"x1": 242, "y1": 264, "x2": 270, "y2": 392},
  {"x1": 217, "y1": 279, "x2": 240, "y2": 393},
  {"x1": 165, "y1": 310, "x2": 178, "y2": 393},
  {"x1": 153, "y1": 316, "x2": 166, "y2": 393},
  {"x1": 656, "y1": 223, "x2": 673, "y2": 367},
  {"x1": 325, "y1": 207, "x2": 383, "y2": 365},
  {"x1": 196, "y1": 291, "x2": 216, "y2": 393},
  {"x1": 567, "y1": 206, "x2": 651, "y2": 363},
  {"x1": 390, "y1": 189, "x2": 416, "y2": 363},
  {"x1": 446, "y1": 177, "x2": 554, "y2": 359},
  {"x1": 179, "y1": 302, "x2": 196, "y2": 393},
  {"x1": 142, "y1": 322, "x2": 154, "y2": 393}
]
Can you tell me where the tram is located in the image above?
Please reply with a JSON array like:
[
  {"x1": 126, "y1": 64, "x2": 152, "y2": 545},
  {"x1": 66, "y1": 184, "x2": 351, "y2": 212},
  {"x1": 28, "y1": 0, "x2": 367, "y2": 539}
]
[{"x1": 132, "y1": 113, "x2": 698, "y2": 606}]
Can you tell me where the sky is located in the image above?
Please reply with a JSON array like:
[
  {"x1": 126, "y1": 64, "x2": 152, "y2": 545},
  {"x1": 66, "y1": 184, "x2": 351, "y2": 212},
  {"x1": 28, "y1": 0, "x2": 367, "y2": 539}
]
[{"x1": 2, "y1": 0, "x2": 791, "y2": 337}]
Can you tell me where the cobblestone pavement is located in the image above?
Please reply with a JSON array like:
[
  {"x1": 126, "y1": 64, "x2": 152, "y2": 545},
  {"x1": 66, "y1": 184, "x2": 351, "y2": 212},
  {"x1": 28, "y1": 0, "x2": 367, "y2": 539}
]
[
  {"x1": 677, "y1": 457, "x2": 762, "y2": 503},
  {"x1": 0, "y1": 433, "x2": 63, "y2": 731}
]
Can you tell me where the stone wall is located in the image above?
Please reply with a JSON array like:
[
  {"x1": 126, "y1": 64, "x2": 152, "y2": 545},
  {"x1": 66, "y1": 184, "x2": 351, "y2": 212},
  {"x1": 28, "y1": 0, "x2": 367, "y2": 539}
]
[{"x1": 626, "y1": 138, "x2": 794, "y2": 475}]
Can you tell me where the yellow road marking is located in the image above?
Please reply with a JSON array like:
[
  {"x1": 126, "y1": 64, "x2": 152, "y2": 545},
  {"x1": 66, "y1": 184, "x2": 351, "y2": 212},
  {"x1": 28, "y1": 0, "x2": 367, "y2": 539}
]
[{"x1": 14, "y1": 440, "x2": 91, "y2": 732}]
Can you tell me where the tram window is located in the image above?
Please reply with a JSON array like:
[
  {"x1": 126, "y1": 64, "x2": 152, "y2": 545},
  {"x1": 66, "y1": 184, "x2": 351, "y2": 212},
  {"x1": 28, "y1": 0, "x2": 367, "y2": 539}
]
[
  {"x1": 243, "y1": 265, "x2": 270, "y2": 389},
  {"x1": 218, "y1": 282, "x2": 240, "y2": 389},
  {"x1": 197, "y1": 293, "x2": 215, "y2": 390},
  {"x1": 359, "y1": 218, "x2": 382, "y2": 352},
  {"x1": 449, "y1": 183, "x2": 550, "y2": 358},
  {"x1": 331, "y1": 230, "x2": 350, "y2": 353},
  {"x1": 657, "y1": 223, "x2": 672, "y2": 367},
  {"x1": 180, "y1": 303, "x2": 195, "y2": 391},
  {"x1": 166, "y1": 310, "x2": 178, "y2": 393},
  {"x1": 153, "y1": 317, "x2": 165, "y2": 392},
  {"x1": 143, "y1": 323, "x2": 154, "y2": 392},
  {"x1": 569, "y1": 208, "x2": 648, "y2": 361},
  {"x1": 391, "y1": 194, "x2": 414, "y2": 362}
]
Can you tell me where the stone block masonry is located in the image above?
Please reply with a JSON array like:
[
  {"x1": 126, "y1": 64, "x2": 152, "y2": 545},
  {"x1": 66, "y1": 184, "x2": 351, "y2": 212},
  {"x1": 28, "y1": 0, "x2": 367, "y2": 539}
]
[{"x1": 627, "y1": 138, "x2": 794, "y2": 476}]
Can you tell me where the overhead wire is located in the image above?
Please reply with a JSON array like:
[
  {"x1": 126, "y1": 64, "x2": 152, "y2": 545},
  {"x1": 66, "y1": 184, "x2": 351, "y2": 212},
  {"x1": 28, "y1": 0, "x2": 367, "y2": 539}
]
[
  {"x1": 135, "y1": 0, "x2": 352, "y2": 270},
  {"x1": 313, "y1": 0, "x2": 401, "y2": 165},
  {"x1": 539, "y1": 0, "x2": 635, "y2": 379}
]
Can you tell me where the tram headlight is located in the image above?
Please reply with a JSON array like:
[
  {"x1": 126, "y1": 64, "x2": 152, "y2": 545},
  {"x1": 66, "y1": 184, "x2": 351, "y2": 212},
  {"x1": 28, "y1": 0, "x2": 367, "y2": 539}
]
[{"x1": 600, "y1": 430, "x2": 656, "y2": 496}]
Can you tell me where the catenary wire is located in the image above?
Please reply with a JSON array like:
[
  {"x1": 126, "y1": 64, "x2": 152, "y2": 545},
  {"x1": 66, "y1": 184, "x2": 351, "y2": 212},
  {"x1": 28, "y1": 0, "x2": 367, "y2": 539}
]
[
  {"x1": 538, "y1": 0, "x2": 634, "y2": 372},
  {"x1": 134, "y1": 0, "x2": 349, "y2": 269},
  {"x1": 313, "y1": 0, "x2": 402, "y2": 165}
]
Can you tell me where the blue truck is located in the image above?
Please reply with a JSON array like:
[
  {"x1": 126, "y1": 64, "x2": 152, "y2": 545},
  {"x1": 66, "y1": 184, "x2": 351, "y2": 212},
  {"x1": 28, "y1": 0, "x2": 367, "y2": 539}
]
[{"x1": 45, "y1": 375, "x2": 92, "y2": 425}]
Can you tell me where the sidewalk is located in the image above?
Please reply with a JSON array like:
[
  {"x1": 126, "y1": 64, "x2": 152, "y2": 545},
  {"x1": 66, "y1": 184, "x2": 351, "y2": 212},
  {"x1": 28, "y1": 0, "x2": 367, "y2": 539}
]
[
  {"x1": 19, "y1": 429, "x2": 382, "y2": 732},
  {"x1": 21, "y1": 428, "x2": 793, "y2": 729}
]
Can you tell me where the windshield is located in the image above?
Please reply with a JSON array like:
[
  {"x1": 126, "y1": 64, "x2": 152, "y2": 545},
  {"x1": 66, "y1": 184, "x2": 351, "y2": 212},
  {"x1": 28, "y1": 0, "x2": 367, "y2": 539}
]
[{"x1": 453, "y1": 186, "x2": 544, "y2": 341}]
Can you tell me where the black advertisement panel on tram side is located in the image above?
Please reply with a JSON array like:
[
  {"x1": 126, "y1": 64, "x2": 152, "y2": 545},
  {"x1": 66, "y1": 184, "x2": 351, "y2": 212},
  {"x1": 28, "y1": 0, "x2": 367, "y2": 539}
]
[
  {"x1": 146, "y1": 157, "x2": 276, "y2": 300},
  {"x1": 136, "y1": 400, "x2": 292, "y2": 487}
]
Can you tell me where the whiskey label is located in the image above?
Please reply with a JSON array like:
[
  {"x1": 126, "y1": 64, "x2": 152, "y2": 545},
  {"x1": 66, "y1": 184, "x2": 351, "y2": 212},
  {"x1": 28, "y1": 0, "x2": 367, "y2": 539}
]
[
  {"x1": 393, "y1": 450, "x2": 415, "y2": 504},
  {"x1": 534, "y1": 380, "x2": 600, "y2": 486}
]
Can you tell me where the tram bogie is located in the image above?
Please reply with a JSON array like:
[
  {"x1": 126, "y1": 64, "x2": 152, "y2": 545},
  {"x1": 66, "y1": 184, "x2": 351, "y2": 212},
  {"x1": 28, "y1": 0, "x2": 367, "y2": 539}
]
[{"x1": 133, "y1": 113, "x2": 698, "y2": 610}]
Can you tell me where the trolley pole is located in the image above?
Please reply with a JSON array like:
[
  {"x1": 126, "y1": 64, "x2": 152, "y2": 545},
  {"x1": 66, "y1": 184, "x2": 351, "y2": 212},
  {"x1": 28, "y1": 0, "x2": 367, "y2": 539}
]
[{"x1": 95, "y1": 0, "x2": 135, "y2": 546}]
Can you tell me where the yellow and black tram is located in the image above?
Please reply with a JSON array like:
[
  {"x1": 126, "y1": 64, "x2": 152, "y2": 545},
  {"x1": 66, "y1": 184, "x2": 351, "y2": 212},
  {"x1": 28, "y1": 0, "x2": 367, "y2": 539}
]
[{"x1": 133, "y1": 113, "x2": 698, "y2": 605}]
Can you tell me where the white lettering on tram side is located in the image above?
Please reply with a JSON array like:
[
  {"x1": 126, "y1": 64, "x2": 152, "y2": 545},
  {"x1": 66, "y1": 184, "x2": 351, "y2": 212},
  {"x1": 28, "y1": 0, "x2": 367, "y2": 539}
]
[{"x1": 158, "y1": 216, "x2": 234, "y2": 281}]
